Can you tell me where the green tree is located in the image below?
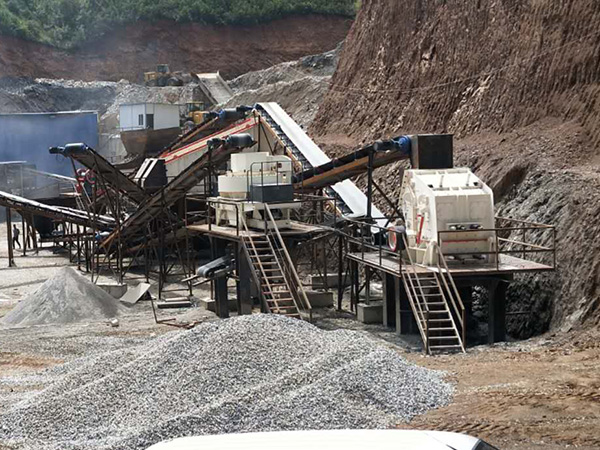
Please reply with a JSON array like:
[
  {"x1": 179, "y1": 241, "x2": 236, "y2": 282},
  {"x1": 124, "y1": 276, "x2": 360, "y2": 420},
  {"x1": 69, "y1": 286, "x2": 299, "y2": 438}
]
[{"x1": 0, "y1": 0, "x2": 358, "y2": 48}]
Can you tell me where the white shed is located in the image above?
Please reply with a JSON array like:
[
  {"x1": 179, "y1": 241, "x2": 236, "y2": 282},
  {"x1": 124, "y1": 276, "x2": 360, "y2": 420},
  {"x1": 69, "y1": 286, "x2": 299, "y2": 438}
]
[{"x1": 119, "y1": 103, "x2": 180, "y2": 131}]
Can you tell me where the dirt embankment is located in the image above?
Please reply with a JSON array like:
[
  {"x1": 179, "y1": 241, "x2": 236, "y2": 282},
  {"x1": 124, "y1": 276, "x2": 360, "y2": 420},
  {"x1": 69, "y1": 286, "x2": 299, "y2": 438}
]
[
  {"x1": 224, "y1": 45, "x2": 341, "y2": 127},
  {"x1": 0, "y1": 15, "x2": 351, "y2": 83},
  {"x1": 311, "y1": 1, "x2": 600, "y2": 335}
]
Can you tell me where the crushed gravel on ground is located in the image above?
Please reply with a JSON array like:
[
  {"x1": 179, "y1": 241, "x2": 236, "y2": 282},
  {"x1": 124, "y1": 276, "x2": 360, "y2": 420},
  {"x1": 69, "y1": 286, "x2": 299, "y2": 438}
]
[
  {"x1": 0, "y1": 314, "x2": 452, "y2": 450},
  {"x1": 1, "y1": 267, "x2": 124, "y2": 327}
]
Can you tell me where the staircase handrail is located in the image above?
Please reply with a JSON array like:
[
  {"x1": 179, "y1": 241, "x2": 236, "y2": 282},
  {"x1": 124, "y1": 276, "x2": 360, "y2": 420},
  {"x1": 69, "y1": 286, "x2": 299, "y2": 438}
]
[
  {"x1": 264, "y1": 204, "x2": 313, "y2": 321},
  {"x1": 432, "y1": 241, "x2": 466, "y2": 350},
  {"x1": 238, "y1": 206, "x2": 279, "y2": 313},
  {"x1": 400, "y1": 233, "x2": 431, "y2": 317},
  {"x1": 397, "y1": 232, "x2": 432, "y2": 348},
  {"x1": 432, "y1": 241, "x2": 465, "y2": 318}
]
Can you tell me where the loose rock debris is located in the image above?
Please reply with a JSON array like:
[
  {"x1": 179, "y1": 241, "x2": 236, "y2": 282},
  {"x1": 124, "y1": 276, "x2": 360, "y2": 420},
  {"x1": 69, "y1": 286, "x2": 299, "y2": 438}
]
[
  {"x1": 1, "y1": 267, "x2": 123, "y2": 327},
  {"x1": 0, "y1": 315, "x2": 452, "y2": 450}
]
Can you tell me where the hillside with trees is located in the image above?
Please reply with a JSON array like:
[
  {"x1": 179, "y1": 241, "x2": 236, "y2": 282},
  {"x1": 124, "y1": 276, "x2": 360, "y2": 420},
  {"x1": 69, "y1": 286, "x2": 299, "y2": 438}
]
[{"x1": 0, "y1": 0, "x2": 356, "y2": 48}]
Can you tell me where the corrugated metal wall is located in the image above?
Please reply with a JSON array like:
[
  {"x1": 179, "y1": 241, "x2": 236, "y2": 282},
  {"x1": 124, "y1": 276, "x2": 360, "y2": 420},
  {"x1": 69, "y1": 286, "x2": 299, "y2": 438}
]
[{"x1": 0, "y1": 112, "x2": 98, "y2": 176}]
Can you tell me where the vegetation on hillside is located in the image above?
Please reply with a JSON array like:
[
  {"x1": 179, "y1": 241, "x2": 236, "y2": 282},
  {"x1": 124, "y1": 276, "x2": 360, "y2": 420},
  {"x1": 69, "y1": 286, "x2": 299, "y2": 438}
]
[{"x1": 0, "y1": 0, "x2": 356, "y2": 48}]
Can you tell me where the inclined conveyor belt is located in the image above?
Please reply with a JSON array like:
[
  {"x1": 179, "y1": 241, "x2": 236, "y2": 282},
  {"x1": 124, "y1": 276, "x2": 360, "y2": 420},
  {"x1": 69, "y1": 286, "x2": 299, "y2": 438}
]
[
  {"x1": 160, "y1": 106, "x2": 253, "y2": 161},
  {"x1": 161, "y1": 113, "x2": 220, "y2": 155},
  {"x1": 101, "y1": 142, "x2": 241, "y2": 251},
  {"x1": 50, "y1": 144, "x2": 148, "y2": 204},
  {"x1": 255, "y1": 103, "x2": 389, "y2": 228},
  {"x1": 292, "y1": 138, "x2": 410, "y2": 191},
  {"x1": 0, "y1": 190, "x2": 114, "y2": 229}
]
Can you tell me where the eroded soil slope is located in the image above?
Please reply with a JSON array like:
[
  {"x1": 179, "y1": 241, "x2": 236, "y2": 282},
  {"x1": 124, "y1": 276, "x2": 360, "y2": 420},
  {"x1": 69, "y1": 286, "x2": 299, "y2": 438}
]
[
  {"x1": 311, "y1": 0, "x2": 600, "y2": 334},
  {"x1": 0, "y1": 15, "x2": 351, "y2": 82},
  {"x1": 224, "y1": 45, "x2": 340, "y2": 126},
  {"x1": 313, "y1": 1, "x2": 600, "y2": 147}
]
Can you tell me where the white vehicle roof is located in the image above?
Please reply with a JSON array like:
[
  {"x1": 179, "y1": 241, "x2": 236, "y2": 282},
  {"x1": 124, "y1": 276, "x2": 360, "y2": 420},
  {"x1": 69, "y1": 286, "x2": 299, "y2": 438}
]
[{"x1": 146, "y1": 429, "x2": 482, "y2": 450}]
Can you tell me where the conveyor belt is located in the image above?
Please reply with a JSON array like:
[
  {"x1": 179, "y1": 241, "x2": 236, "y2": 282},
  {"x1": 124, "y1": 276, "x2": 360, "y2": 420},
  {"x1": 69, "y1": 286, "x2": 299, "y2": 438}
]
[
  {"x1": 196, "y1": 73, "x2": 235, "y2": 105},
  {"x1": 0, "y1": 190, "x2": 114, "y2": 229},
  {"x1": 161, "y1": 106, "x2": 253, "y2": 158},
  {"x1": 255, "y1": 103, "x2": 388, "y2": 227},
  {"x1": 293, "y1": 137, "x2": 410, "y2": 190},
  {"x1": 160, "y1": 114, "x2": 219, "y2": 154},
  {"x1": 102, "y1": 142, "x2": 240, "y2": 251},
  {"x1": 50, "y1": 144, "x2": 148, "y2": 204},
  {"x1": 160, "y1": 117, "x2": 259, "y2": 179}
]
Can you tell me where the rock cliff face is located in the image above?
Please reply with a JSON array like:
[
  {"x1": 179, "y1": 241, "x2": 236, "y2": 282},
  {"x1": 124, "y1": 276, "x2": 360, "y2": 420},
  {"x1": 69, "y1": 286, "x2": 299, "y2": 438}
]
[
  {"x1": 312, "y1": 0, "x2": 600, "y2": 335},
  {"x1": 313, "y1": 1, "x2": 600, "y2": 145}
]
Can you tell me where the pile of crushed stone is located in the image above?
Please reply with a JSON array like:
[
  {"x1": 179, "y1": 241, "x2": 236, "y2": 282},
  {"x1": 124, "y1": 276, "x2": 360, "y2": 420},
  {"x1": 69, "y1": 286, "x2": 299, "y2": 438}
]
[
  {"x1": 1, "y1": 267, "x2": 123, "y2": 327},
  {"x1": 0, "y1": 315, "x2": 453, "y2": 450}
]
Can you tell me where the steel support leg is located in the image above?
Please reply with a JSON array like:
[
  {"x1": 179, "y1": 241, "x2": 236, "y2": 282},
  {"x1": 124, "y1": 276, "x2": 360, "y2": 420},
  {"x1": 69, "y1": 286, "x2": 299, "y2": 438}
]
[
  {"x1": 212, "y1": 237, "x2": 229, "y2": 319},
  {"x1": 236, "y1": 243, "x2": 252, "y2": 315},
  {"x1": 383, "y1": 273, "x2": 396, "y2": 328},
  {"x1": 488, "y1": 278, "x2": 509, "y2": 344},
  {"x1": 6, "y1": 208, "x2": 15, "y2": 268}
]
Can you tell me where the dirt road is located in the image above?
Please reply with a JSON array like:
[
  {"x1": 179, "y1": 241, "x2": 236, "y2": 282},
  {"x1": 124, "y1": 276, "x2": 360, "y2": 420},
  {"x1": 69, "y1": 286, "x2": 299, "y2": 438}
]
[{"x1": 402, "y1": 334, "x2": 600, "y2": 449}]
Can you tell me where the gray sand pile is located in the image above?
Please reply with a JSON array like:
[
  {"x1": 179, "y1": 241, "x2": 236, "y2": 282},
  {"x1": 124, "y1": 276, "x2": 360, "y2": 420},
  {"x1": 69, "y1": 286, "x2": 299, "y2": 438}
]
[
  {"x1": 2, "y1": 267, "x2": 123, "y2": 327},
  {"x1": 0, "y1": 315, "x2": 453, "y2": 450}
]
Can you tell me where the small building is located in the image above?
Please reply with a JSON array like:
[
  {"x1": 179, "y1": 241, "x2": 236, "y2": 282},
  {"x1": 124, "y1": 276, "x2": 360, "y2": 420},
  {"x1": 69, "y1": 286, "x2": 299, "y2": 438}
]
[
  {"x1": 119, "y1": 103, "x2": 180, "y2": 131},
  {"x1": 119, "y1": 103, "x2": 181, "y2": 157}
]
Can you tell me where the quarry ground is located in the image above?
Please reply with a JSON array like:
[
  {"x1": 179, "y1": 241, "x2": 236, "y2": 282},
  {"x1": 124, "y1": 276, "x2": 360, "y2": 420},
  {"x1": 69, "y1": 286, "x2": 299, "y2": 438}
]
[
  {"x1": 402, "y1": 336, "x2": 600, "y2": 450},
  {"x1": 0, "y1": 230, "x2": 598, "y2": 450}
]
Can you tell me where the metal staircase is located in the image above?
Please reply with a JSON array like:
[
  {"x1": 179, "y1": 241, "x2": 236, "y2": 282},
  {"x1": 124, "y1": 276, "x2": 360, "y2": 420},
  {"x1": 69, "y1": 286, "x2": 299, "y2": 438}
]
[
  {"x1": 400, "y1": 238, "x2": 466, "y2": 354},
  {"x1": 239, "y1": 205, "x2": 312, "y2": 320}
]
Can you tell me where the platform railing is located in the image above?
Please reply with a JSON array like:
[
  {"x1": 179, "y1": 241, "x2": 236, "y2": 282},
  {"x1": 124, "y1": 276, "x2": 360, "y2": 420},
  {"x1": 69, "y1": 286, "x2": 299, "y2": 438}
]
[
  {"x1": 246, "y1": 160, "x2": 293, "y2": 194},
  {"x1": 437, "y1": 216, "x2": 556, "y2": 269},
  {"x1": 339, "y1": 217, "x2": 404, "y2": 272},
  {"x1": 206, "y1": 199, "x2": 241, "y2": 236},
  {"x1": 339, "y1": 215, "x2": 555, "y2": 274}
]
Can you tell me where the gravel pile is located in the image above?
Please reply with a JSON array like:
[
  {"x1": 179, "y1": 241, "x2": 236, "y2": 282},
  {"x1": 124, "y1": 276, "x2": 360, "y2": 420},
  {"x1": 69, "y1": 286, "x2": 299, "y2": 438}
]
[
  {"x1": 0, "y1": 315, "x2": 452, "y2": 450},
  {"x1": 1, "y1": 267, "x2": 123, "y2": 327}
]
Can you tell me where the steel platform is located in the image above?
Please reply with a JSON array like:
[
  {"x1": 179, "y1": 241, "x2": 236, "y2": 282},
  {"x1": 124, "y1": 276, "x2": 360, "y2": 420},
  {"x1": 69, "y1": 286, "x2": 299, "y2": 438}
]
[
  {"x1": 347, "y1": 251, "x2": 554, "y2": 278},
  {"x1": 187, "y1": 222, "x2": 324, "y2": 241}
]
